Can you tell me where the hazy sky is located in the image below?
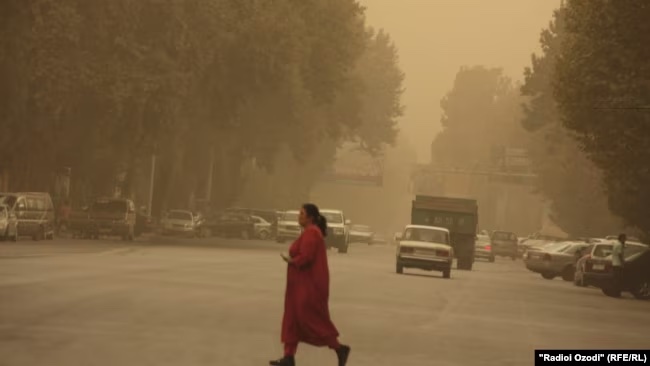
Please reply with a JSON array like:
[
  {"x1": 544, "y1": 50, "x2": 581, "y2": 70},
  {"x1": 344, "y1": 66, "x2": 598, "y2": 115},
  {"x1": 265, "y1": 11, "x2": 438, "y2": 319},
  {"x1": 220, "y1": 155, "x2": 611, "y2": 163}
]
[{"x1": 358, "y1": 0, "x2": 562, "y2": 163}]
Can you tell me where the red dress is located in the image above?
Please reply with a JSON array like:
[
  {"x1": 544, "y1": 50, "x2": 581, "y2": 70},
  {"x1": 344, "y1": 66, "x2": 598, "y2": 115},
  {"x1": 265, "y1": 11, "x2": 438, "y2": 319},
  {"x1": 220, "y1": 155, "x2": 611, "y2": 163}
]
[{"x1": 281, "y1": 224, "x2": 339, "y2": 346}]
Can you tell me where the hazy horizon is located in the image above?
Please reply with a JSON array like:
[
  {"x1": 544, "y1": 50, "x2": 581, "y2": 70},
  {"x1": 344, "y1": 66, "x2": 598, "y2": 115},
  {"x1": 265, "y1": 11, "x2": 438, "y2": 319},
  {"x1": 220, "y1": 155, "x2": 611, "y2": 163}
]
[{"x1": 359, "y1": 0, "x2": 562, "y2": 163}]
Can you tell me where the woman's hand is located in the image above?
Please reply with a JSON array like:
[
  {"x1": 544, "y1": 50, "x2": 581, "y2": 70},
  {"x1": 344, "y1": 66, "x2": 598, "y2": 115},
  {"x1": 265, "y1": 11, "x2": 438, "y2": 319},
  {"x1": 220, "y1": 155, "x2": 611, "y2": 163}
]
[{"x1": 281, "y1": 253, "x2": 292, "y2": 263}]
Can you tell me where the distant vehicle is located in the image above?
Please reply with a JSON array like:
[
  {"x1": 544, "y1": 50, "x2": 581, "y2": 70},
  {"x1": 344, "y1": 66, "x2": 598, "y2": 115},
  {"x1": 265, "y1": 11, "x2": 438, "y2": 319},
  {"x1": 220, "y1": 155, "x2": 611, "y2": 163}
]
[
  {"x1": 208, "y1": 212, "x2": 255, "y2": 240},
  {"x1": 395, "y1": 225, "x2": 453, "y2": 278},
  {"x1": 226, "y1": 207, "x2": 278, "y2": 236},
  {"x1": 524, "y1": 241, "x2": 593, "y2": 281},
  {"x1": 475, "y1": 234, "x2": 494, "y2": 262},
  {"x1": 251, "y1": 215, "x2": 272, "y2": 240},
  {"x1": 159, "y1": 210, "x2": 204, "y2": 238},
  {"x1": 371, "y1": 233, "x2": 388, "y2": 245},
  {"x1": 583, "y1": 242, "x2": 650, "y2": 299},
  {"x1": 0, "y1": 192, "x2": 56, "y2": 240},
  {"x1": 276, "y1": 210, "x2": 301, "y2": 243},
  {"x1": 349, "y1": 224, "x2": 374, "y2": 245},
  {"x1": 88, "y1": 198, "x2": 137, "y2": 240},
  {"x1": 393, "y1": 232, "x2": 403, "y2": 245},
  {"x1": 0, "y1": 204, "x2": 18, "y2": 242},
  {"x1": 411, "y1": 195, "x2": 478, "y2": 270},
  {"x1": 320, "y1": 209, "x2": 351, "y2": 253},
  {"x1": 491, "y1": 231, "x2": 518, "y2": 260}
]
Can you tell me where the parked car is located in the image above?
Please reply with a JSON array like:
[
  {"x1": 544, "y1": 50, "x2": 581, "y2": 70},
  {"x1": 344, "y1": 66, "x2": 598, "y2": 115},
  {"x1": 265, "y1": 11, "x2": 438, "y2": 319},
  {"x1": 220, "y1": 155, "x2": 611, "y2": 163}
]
[
  {"x1": 582, "y1": 242, "x2": 649, "y2": 299},
  {"x1": 0, "y1": 203, "x2": 18, "y2": 242},
  {"x1": 524, "y1": 241, "x2": 593, "y2": 281},
  {"x1": 320, "y1": 209, "x2": 351, "y2": 253},
  {"x1": 86, "y1": 198, "x2": 137, "y2": 240},
  {"x1": 159, "y1": 210, "x2": 204, "y2": 238},
  {"x1": 226, "y1": 207, "x2": 278, "y2": 237},
  {"x1": 349, "y1": 224, "x2": 374, "y2": 245},
  {"x1": 0, "y1": 192, "x2": 55, "y2": 240},
  {"x1": 209, "y1": 212, "x2": 255, "y2": 239},
  {"x1": 491, "y1": 230, "x2": 518, "y2": 260},
  {"x1": 251, "y1": 215, "x2": 273, "y2": 240},
  {"x1": 276, "y1": 210, "x2": 301, "y2": 243},
  {"x1": 395, "y1": 225, "x2": 453, "y2": 278},
  {"x1": 475, "y1": 234, "x2": 494, "y2": 262}
]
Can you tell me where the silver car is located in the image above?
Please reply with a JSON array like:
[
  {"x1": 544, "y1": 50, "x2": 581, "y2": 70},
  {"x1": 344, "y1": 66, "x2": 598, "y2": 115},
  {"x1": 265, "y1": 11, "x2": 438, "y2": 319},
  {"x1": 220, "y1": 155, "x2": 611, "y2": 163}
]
[
  {"x1": 475, "y1": 234, "x2": 494, "y2": 262},
  {"x1": 276, "y1": 210, "x2": 301, "y2": 243},
  {"x1": 524, "y1": 241, "x2": 593, "y2": 281},
  {"x1": 160, "y1": 210, "x2": 202, "y2": 237}
]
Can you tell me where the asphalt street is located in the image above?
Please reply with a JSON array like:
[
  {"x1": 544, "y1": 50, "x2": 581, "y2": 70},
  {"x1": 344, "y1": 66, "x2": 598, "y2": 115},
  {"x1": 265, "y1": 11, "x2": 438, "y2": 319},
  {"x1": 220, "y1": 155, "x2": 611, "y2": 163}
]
[{"x1": 1, "y1": 236, "x2": 648, "y2": 366}]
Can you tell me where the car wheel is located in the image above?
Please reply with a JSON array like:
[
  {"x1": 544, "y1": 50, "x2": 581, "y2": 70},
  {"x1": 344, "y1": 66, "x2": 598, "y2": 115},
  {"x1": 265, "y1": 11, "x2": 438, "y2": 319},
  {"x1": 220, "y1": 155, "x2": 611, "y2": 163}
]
[
  {"x1": 259, "y1": 230, "x2": 269, "y2": 240},
  {"x1": 631, "y1": 280, "x2": 650, "y2": 300},
  {"x1": 541, "y1": 273, "x2": 555, "y2": 280},
  {"x1": 442, "y1": 269, "x2": 451, "y2": 279},
  {"x1": 396, "y1": 263, "x2": 403, "y2": 274},
  {"x1": 561, "y1": 266, "x2": 575, "y2": 282}
]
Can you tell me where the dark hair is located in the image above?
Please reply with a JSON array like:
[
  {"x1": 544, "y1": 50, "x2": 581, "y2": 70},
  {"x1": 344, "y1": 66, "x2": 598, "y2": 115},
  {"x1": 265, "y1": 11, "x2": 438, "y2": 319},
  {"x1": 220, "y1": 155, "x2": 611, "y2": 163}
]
[
  {"x1": 618, "y1": 233, "x2": 627, "y2": 242},
  {"x1": 302, "y1": 203, "x2": 327, "y2": 237}
]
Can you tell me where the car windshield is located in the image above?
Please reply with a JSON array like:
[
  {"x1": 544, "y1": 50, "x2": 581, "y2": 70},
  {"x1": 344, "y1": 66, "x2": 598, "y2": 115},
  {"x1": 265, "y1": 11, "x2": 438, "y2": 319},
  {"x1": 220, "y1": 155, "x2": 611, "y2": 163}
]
[
  {"x1": 476, "y1": 235, "x2": 490, "y2": 243},
  {"x1": 352, "y1": 225, "x2": 370, "y2": 232},
  {"x1": 403, "y1": 228, "x2": 449, "y2": 244},
  {"x1": 282, "y1": 212, "x2": 299, "y2": 222},
  {"x1": 91, "y1": 200, "x2": 126, "y2": 213},
  {"x1": 168, "y1": 211, "x2": 192, "y2": 221},
  {"x1": 492, "y1": 232, "x2": 517, "y2": 241},
  {"x1": 321, "y1": 212, "x2": 343, "y2": 224},
  {"x1": 558, "y1": 244, "x2": 589, "y2": 255}
]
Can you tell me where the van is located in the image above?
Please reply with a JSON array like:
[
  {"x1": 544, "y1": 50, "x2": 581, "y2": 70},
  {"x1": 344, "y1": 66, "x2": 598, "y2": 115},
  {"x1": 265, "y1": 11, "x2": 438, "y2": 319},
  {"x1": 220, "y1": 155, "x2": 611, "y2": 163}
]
[
  {"x1": 491, "y1": 230, "x2": 518, "y2": 260},
  {"x1": 87, "y1": 197, "x2": 136, "y2": 240},
  {"x1": 0, "y1": 192, "x2": 56, "y2": 240}
]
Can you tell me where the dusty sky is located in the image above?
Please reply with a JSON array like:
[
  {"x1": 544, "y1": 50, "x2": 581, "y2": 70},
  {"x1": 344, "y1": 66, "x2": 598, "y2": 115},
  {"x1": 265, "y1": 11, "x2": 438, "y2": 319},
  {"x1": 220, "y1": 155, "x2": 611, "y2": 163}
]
[{"x1": 358, "y1": 0, "x2": 562, "y2": 163}]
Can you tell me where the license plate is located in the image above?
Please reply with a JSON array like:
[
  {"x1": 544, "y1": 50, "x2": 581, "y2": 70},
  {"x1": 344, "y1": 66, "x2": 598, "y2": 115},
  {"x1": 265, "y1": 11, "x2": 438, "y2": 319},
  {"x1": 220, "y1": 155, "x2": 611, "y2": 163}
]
[{"x1": 593, "y1": 264, "x2": 605, "y2": 270}]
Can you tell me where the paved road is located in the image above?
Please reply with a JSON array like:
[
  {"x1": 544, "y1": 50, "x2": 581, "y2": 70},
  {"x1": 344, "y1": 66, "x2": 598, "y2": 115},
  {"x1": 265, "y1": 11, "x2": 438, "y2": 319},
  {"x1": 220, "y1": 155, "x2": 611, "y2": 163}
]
[{"x1": 1, "y1": 237, "x2": 648, "y2": 366}]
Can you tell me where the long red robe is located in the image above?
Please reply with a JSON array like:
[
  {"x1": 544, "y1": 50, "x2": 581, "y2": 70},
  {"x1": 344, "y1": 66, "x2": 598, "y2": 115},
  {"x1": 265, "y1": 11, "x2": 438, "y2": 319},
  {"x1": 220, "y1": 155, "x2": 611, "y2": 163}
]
[{"x1": 281, "y1": 224, "x2": 339, "y2": 346}]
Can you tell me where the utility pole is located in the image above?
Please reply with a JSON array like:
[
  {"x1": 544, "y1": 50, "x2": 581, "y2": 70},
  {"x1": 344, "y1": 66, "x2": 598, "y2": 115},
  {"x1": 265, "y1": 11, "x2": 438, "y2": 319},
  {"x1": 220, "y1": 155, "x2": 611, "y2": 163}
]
[{"x1": 147, "y1": 154, "x2": 156, "y2": 217}]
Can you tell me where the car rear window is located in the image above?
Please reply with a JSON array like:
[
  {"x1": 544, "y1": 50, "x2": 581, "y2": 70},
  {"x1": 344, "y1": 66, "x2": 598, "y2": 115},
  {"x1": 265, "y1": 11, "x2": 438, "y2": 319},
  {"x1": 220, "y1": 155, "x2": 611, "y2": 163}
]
[{"x1": 492, "y1": 232, "x2": 516, "y2": 241}]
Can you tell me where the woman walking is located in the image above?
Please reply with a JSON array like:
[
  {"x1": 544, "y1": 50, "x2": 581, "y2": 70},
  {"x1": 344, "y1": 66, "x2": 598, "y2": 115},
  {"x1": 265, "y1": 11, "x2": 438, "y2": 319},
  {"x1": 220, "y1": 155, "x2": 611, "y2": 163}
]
[{"x1": 270, "y1": 203, "x2": 351, "y2": 366}]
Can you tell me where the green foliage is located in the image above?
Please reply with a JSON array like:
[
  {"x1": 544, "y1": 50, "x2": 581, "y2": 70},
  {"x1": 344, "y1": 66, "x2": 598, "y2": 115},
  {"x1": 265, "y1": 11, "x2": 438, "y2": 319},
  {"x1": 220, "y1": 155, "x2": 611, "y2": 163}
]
[
  {"x1": 0, "y1": 0, "x2": 403, "y2": 211},
  {"x1": 432, "y1": 66, "x2": 525, "y2": 168},
  {"x1": 554, "y1": 0, "x2": 650, "y2": 234},
  {"x1": 521, "y1": 5, "x2": 622, "y2": 237}
]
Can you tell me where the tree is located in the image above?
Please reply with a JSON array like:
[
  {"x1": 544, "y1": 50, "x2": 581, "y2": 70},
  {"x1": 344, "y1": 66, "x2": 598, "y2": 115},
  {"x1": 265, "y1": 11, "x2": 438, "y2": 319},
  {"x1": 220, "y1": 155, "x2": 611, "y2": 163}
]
[
  {"x1": 554, "y1": 0, "x2": 650, "y2": 235},
  {"x1": 521, "y1": 4, "x2": 622, "y2": 237},
  {"x1": 432, "y1": 66, "x2": 524, "y2": 168}
]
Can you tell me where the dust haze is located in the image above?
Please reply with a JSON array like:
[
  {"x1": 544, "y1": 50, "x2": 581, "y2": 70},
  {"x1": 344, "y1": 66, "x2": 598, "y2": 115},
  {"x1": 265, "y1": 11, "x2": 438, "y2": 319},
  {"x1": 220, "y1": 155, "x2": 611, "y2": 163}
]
[{"x1": 2, "y1": 1, "x2": 650, "y2": 365}]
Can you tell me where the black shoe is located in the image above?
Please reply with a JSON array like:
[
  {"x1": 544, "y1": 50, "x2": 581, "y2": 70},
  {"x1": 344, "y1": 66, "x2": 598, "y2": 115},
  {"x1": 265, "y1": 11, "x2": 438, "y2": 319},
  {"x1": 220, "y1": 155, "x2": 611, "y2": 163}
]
[
  {"x1": 336, "y1": 345, "x2": 351, "y2": 366},
  {"x1": 269, "y1": 356, "x2": 295, "y2": 366}
]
